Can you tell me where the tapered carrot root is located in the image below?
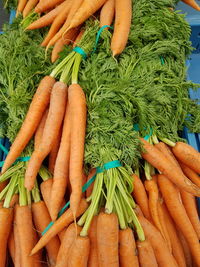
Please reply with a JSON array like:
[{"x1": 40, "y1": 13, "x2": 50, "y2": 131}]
[
  {"x1": 34, "y1": 108, "x2": 49, "y2": 150},
  {"x1": 179, "y1": 161, "x2": 200, "y2": 188},
  {"x1": 40, "y1": 179, "x2": 54, "y2": 212},
  {"x1": 119, "y1": 228, "x2": 139, "y2": 267},
  {"x1": 35, "y1": 0, "x2": 65, "y2": 13},
  {"x1": 111, "y1": 0, "x2": 132, "y2": 56},
  {"x1": 2, "y1": 76, "x2": 55, "y2": 174},
  {"x1": 16, "y1": 0, "x2": 28, "y2": 16},
  {"x1": 97, "y1": 212, "x2": 119, "y2": 267},
  {"x1": 100, "y1": 0, "x2": 115, "y2": 27},
  {"x1": 88, "y1": 216, "x2": 98, "y2": 267},
  {"x1": 23, "y1": 0, "x2": 39, "y2": 17},
  {"x1": 31, "y1": 199, "x2": 88, "y2": 255},
  {"x1": 157, "y1": 174, "x2": 200, "y2": 266},
  {"x1": 32, "y1": 201, "x2": 61, "y2": 267},
  {"x1": 73, "y1": 30, "x2": 84, "y2": 48},
  {"x1": 136, "y1": 239, "x2": 158, "y2": 267},
  {"x1": 140, "y1": 138, "x2": 200, "y2": 196},
  {"x1": 177, "y1": 229, "x2": 193, "y2": 267},
  {"x1": 68, "y1": 84, "x2": 87, "y2": 217},
  {"x1": 181, "y1": 0, "x2": 200, "y2": 10}
]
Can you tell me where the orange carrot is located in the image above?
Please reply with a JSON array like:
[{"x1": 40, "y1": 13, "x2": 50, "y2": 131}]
[
  {"x1": 16, "y1": 0, "x2": 28, "y2": 16},
  {"x1": 9, "y1": 194, "x2": 19, "y2": 208},
  {"x1": 72, "y1": 30, "x2": 84, "y2": 48},
  {"x1": 25, "y1": 81, "x2": 67, "y2": 191},
  {"x1": 0, "y1": 181, "x2": 8, "y2": 193},
  {"x1": 55, "y1": 223, "x2": 82, "y2": 267},
  {"x1": 132, "y1": 174, "x2": 151, "y2": 220},
  {"x1": 181, "y1": 0, "x2": 200, "y2": 10},
  {"x1": 161, "y1": 203, "x2": 186, "y2": 267},
  {"x1": 179, "y1": 162, "x2": 200, "y2": 188},
  {"x1": 35, "y1": 0, "x2": 65, "y2": 13},
  {"x1": 140, "y1": 138, "x2": 200, "y2": 196},
  {"x1": 23, "y1": 0, "x2": 39, "y2": 17},
  {"x1": 34, "y1": 108, "x2": 49, "y2": 150},
  {"x1": 32, "y1": 201, "x2": 61, "y2": 267},
  {"x1": 136, "y1": 239, "x2": 158, "y2": 267},
  {"x1": 88, "y1": 215, "x2": 98, "y2": 267},
  {"x1": 157, "y1": 174, "x2": 200, "y2": 266},
  {"x1": 180, "y1": 190, "x2": 200, "y2": 239},
  {"x1": 138, "y1": 215, "x2": 178, "y2": 267},
  {"x1": 2, "y1": 76, "x2": 55, "y2": 174},
  {"x1": 8, "y1": 229, "x2": 15, "y2": 265},
  {"x1": 111, "y1": 0, "x2": 132, "y2": 56},
  {"x1": 68, "y1": 84, "x2": 87, "y2": 217},
  {"x1": 97, "y1": 212, "x2": 119, "y2": 267},
  {"x1": 119, "y1": 228, "x2": 139, "y2": 267},
  {"x1": 172, "y1": 141, "x2": 200, "y2": 173},
  {"x1": 176, "y1": 229, "x2": 193, "y2": 267},
  {"x1": 40, "y1": 179, "x2": 54, "y2": 212},
  {"x1": 100, "y1": 0, "x2": 115, "y2": 27},
  {"x1": 50, "y1": 104, "x2": 71, "y2": 221},
  {"x1": 86, "y1": 169, "x2": 96, "y2": 198},
  {"x1": 13, "y1": 211, "x2": 21, "y2": 267},
  {"x1": 31, "y1": 199, "x2": 88, "y2": 255}
]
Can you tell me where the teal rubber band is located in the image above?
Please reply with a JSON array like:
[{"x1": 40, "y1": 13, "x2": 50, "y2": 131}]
[
  {"x1": 73, "y1": 46, "x2": 87, "y2": 60},
  {"x1": 160, "y1": 56, "x2": 165, "y2": 65},
  {"x1": 93, "y1": 25, "x2": 113, "y2": 53},
  {"x1": 42, "y1": 221, "x2": 54, "y2": 235},
  {"x1": 96, "y1": 160, "x2": 122, "y2": 173},
  {"x1": 133, "y1": 123, "x2": 153, "y2": 140},
  {"x1": 0, "y1": 143, "x2": 9, "y2": 155}
]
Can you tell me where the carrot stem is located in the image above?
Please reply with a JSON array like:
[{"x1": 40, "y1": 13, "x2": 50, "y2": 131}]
[
  {"x1": 0, "y1": 162, "x2": 24, "y2": 183},
  {"x1": 114, "y1": 193, "x2": 126, "y2": 229},
  {"x1": 159, "y1": 138, "x2": 175, "y2": 147},
  {"x1": 3, "y1": 175, "x2": 18, "y2": 208},
  {"x1": 31, "y1": 181, "x2": 41, "y2": 203},
  {"x1": 60, "y1": 56, "x2": 75, "y2": 83},
  {"x1": 39, "y1": 165, "x2": 52, "y2": 181},
  {"x1": 19, "y1": 177, "x2": 27, "y2": 206},
  {"x1": 71, "y1": 53, "x2": 82, "y2": 84}
]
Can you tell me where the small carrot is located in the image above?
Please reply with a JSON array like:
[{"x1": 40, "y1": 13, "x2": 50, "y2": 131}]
[
  {"x1": 181, "y1": 0, "x2": 200, "y2": 10},
  {"x1": 157, "y1": 174, "x2": 200, "y2": 266},
  {"x1": 35, "y1": 0, "x2": 65, "y2": 13},
  {"x1": 68, "y1": 84, "x2": 87, "y2": 217},
  {"x1": 34, "y1": 108, "x2": 49, "y2": 151},
  {"x1": 86, "y1": 169, "x2": 96, "y2": 198},
  {"x1": 140, "y1": 138, "x2": 200, "y2": 196},
  {"x1": 132, "y1": 174, "x2": 151, "y2": 220},
  {"x1": 179, "y1": 162, "x2": 200, "y2": 188},
  {"x1": 119, "y1": 228, "x2": 139, "y2": 267},
  {"x1": 136, "y1": 239, "x2": 158, "y2": 267},
  {"x1": 72, "y1": 30, "x2": 84, "y2": 48},
  {"x1": 16, "y1": 0, "x2": 28, "y2": 16},
  {"x1": 111, "y1": 0, "x2": 132, "y2": 56},
  {"x1": 25, "y1": 81, "x2": 67, "y2": 191},
  {"x1": 88, "y1": 215, "x2": 98, "y2": 267},
  {"x1": 31, "y1": 199, "x2": 88, "y2": 255},
  {"x1": 23, "y1": 0, "x2": 39, "y2": 17},
  {"x1": 2, "y1": 76, "x2": 55, "y2": 174},
  {"x1": 100, "y1": 0, "x2": 115, "y2": 27},
  {"x1": 97, "y1": 212, "x2": 119, "y2": 267}
]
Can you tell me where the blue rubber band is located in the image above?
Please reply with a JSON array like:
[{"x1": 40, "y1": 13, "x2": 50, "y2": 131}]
[
  {"x1": 9, "y1": 10, "x2": 16, "y2": 24},
  {"x1": 133, "y1": 123, "x2": 153, "y2": 140},
  {"x1": 96, "y1": 160, "x2": 122, "y2": 173},
  {"x1": 93, "y1": 25, "x2": 113, "y2": 53},
  {"x1": 73, "y1": 46, "x2": 87, "y2": 60},
  {"x1": 0, "y1": 143, "x2": 9, "y2": 155}
]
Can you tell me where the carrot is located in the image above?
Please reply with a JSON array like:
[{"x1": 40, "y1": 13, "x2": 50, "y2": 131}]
[
  {"x1": 179, "y1": 162, "x2": 200, "y2": 188},
  {"x1": 137, "y1": 215, "x2": 178, "y2": 267},
  {"x1": 72, "y1": 30, "x2": 84, "y2": 48},
  {"x1": 97, "y1": 212, "x2": 119, "y2": 267},
  {"x1": 41, "y1": 0, "x2": 73, "y2": 47},
  {"x1": 181, "y1": 0, "x2": 200, "y2": 10},
  {"x1": 136, "y1": 239, "x2": 158, "y2": 267},
  {"x1": 55, "y1": 223, "x2": 82, "y2": 267},
  {"x1": 34, "y1": 108, "x2": 49, "y2": 151},
  {"x1": 132, "y1": 174, "x2": 151, "y2": 220},
  {"x1": 68, "y1": 84, "x2": 87, "y2": 217},
  {"x1": 157, "y1": 174, "x2": 200, "y2": 266},
  {"x1": 50, "y1": 104, "x2": 71, "y2": 221},
  {"x1": 88, "y1": 216, "x2": 98, "y2": 267},
  {"x1": 2, "y1": 76, "x2": 55, "y2": 174},
  {"x1": 31, "y1": 198, "x2": 88, "y2": 255},
  {"x1": 9, "y1": 194, "x2": 19, "y2": 208},
  {"x1": 140, "y1": 138, "x2": 200, "y2": 196},
  {"x1": 26, "y1": 1, "x2": 67, "y2": 30},
  {"x1": 177, "y1": 229, "x2": 193, "y2": 267},
  {"x1": 0, "y1": 181, "x2": 8, "y2": 193},
  {"x1": 100, "y1": 0, "x2": 115, "y2": 27},
  {"x1": 13, "y1": 212, "x2": 21, "y2": 267},
  {"x1": 172, "y1": 141, "x2": 200, "y2": 173},
  {"x1": 67, "y1": 235, "x2": 90, "y2": 267},
  {"x1": 23, "y1": 0, "x2": 39, "y2": 17},
  {"x1": 35, "y1": 0, "x2": 65, "y2": 13},
  {"x1": 119, "y1": 228, "x2": 139, "y2": 267},
  {"x1": 180, "y1": 190, "x2": 200, "y2": 239},
  {"x1": 40, "y1": 179, "x2": 54, "y2": 212},
  {"x1": 16, "y1": 0, "x2": 28, "y2": 16},
  {"x1": 161, "y1": 203, "x2": 186, "y2": 267},
  {"x1": 25, "y1": 81, "x2": 67, "y2": 191},
  {"x1": 32, "y1": 201, "x2": 61, "y2": 267},
  {"x1": 8, "y1": 229, "x2": 15, "y2": 265},
  {"x1": 86, "y1": 169, "x2": 96, "y2": 198},
  {"x1": 111, "y1": 0, "x2": 132, "y2": 56}
]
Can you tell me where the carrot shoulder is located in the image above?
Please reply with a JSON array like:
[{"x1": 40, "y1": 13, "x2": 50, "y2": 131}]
[{"x1": 136, "y1": 239, "x2": 158, "y2": 267}]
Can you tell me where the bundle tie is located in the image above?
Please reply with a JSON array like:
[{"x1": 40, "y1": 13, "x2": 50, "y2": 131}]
[
  {"x1": 93, "y1": 25, "x2": 113, "y2": 53},
  {"x1": 133, "y1": 123, "x2": 153, "y2": 140},
  {"x1": 73, "y1": 46, "x2": 87, "y2": 60}
]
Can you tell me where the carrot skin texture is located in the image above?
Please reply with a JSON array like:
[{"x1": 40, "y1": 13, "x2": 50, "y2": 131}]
[
  {"x1": 2, "y1": 76, "x2": 55, "y2": 173},
  {"x1": 23, "y1": 0, "x2": 39, "y2": 17},
  {"x1": 181, "y1": 0, "x2": 200, "y2": 11},
  {"x1": 35, "y1": 0, "x2": 65, "y2": 13},
  {"x1": 17, "y1": 0, "x2": 28, "y2": 15},
  {"x1": 157, "y1": 174, "x2": 200, "y2": 266},
  {"x1": 179, "y1": 162, "x2": 200, "y2": 187},
  {"x1": 34, "y1": 108, "x2": 49, "y2": 150},
  {"x1": 136, "y1": 239, "x2": 158, "y2": 267},
  {"x1": 177, "y1": 229, "x2": 193, "y2": 267},
  {"x1": 100, "y1": 0, "x2": 115, "y2": 27},
  {"x1": 8, "y1": 229, "x2": 15, "y2": 265},
  {"x1": 13, "y1": 213, "x2": 21, "y2": 267},
  {"x1": 119, "y1": 228, "x2": 139, "y2": 267},
  {"x1": 88, "y1": 216, "x2": 98, "y2": 267},
  {"x1": 97, "y1": 212, "x2": 119, "y2": 267}
]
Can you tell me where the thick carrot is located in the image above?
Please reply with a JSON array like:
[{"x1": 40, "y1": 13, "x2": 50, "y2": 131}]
[
  {"x1": 2, "y1": 76, "x2": 55, "y2": 174},
  {"x1": 100, "y1": 0, "x2": 115, "y2": 27},
  {"x1": 31, "y1": 199, "x2": 88, "y2": 255},
  {"x1": 8, "y1": 229, "x2": 15, "y2": 265},
  {"x1": 137, "y1": 215, "x2": 178, "y2": 267},
  {"x1": 140, "y1": 138, "x2": 200, "y2": 196},
  {"x1": 132, "y1": 174, "x2": 151, "y2": 220},
  {"x1": 179, "y1": 162, "x2": 200, "y2": 188},
  {"x1": 86, "y1": 169, "x2": 96, "y2": 198},
  {"x1": 111, "y1": 0, "x2": 132, "y2": 56},
  {"x1": 68, "y1": 84, "x2": 87, "y2": 217},
  {"x1": 177, "y1": 229, "x2": 193, "y2": 267},
  {"x1": 172, "y1": 141, "x2": 200, "y2": 173},
  {"x1": 157, "y1": 174, "x2": 200, "y2": 266},
  {"x1": 88, "y1": 216, "x2": 98, "y2": 267},
  {"x1": 161, "y1": 203, "x2": 186, "y2": 267},
  {"x1": 181, "y1": 0, "x2": 200, "y2": 10},
  {"x1": 180, "y1": 190, "x2": 200, "y2": 239},
  {"x1": 13, "y1": 212, "x2": 21, "y2": 267},
  {"x1": 32, "y1": 201, "x2": 61, "y2": 267},
  {"x1": 119, "y1": 228, "x2": 139, "y2": 267},
  {"x1": 40, "y1": 179, "x2": 54, "y2": 212},
  {"x1": 23, "y1": 0, "x2": 39, "y2": 17},
  {"x1": 41, "y1": 0, "x2": 73, "y2": 47},
  {"x1": 25, "y1": 81, "x2": 67, "y2": 191},
  {"x1": 35, "y1": 0, "x2": 65, "y2": 13},
  {"x1": 50, "y1": 104, "x2": 71, "y2": 221},
  {"x1": 67, "y1": 236, "x2": 90, "y2": 267},
  {"x1": 16, "y1": 0, "x2": 28, "y2": 16},
  {"x1": 136, "y1": 239, "x2": 158, "y2": 267},
  {"x1": 55, "y1": 223, "x2": 82, "y2": 267},
  {"x1": 34, "y1": 108, "x2": 49, "y2": 150},
  {"x1": 97, "y1": 212, "x2": 119, "y2": 267}
]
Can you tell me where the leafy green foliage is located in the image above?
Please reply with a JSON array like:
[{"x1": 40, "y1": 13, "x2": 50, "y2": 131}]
[{"x1": 3, "y1": 0, "x2": 18, "y2": 11}]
